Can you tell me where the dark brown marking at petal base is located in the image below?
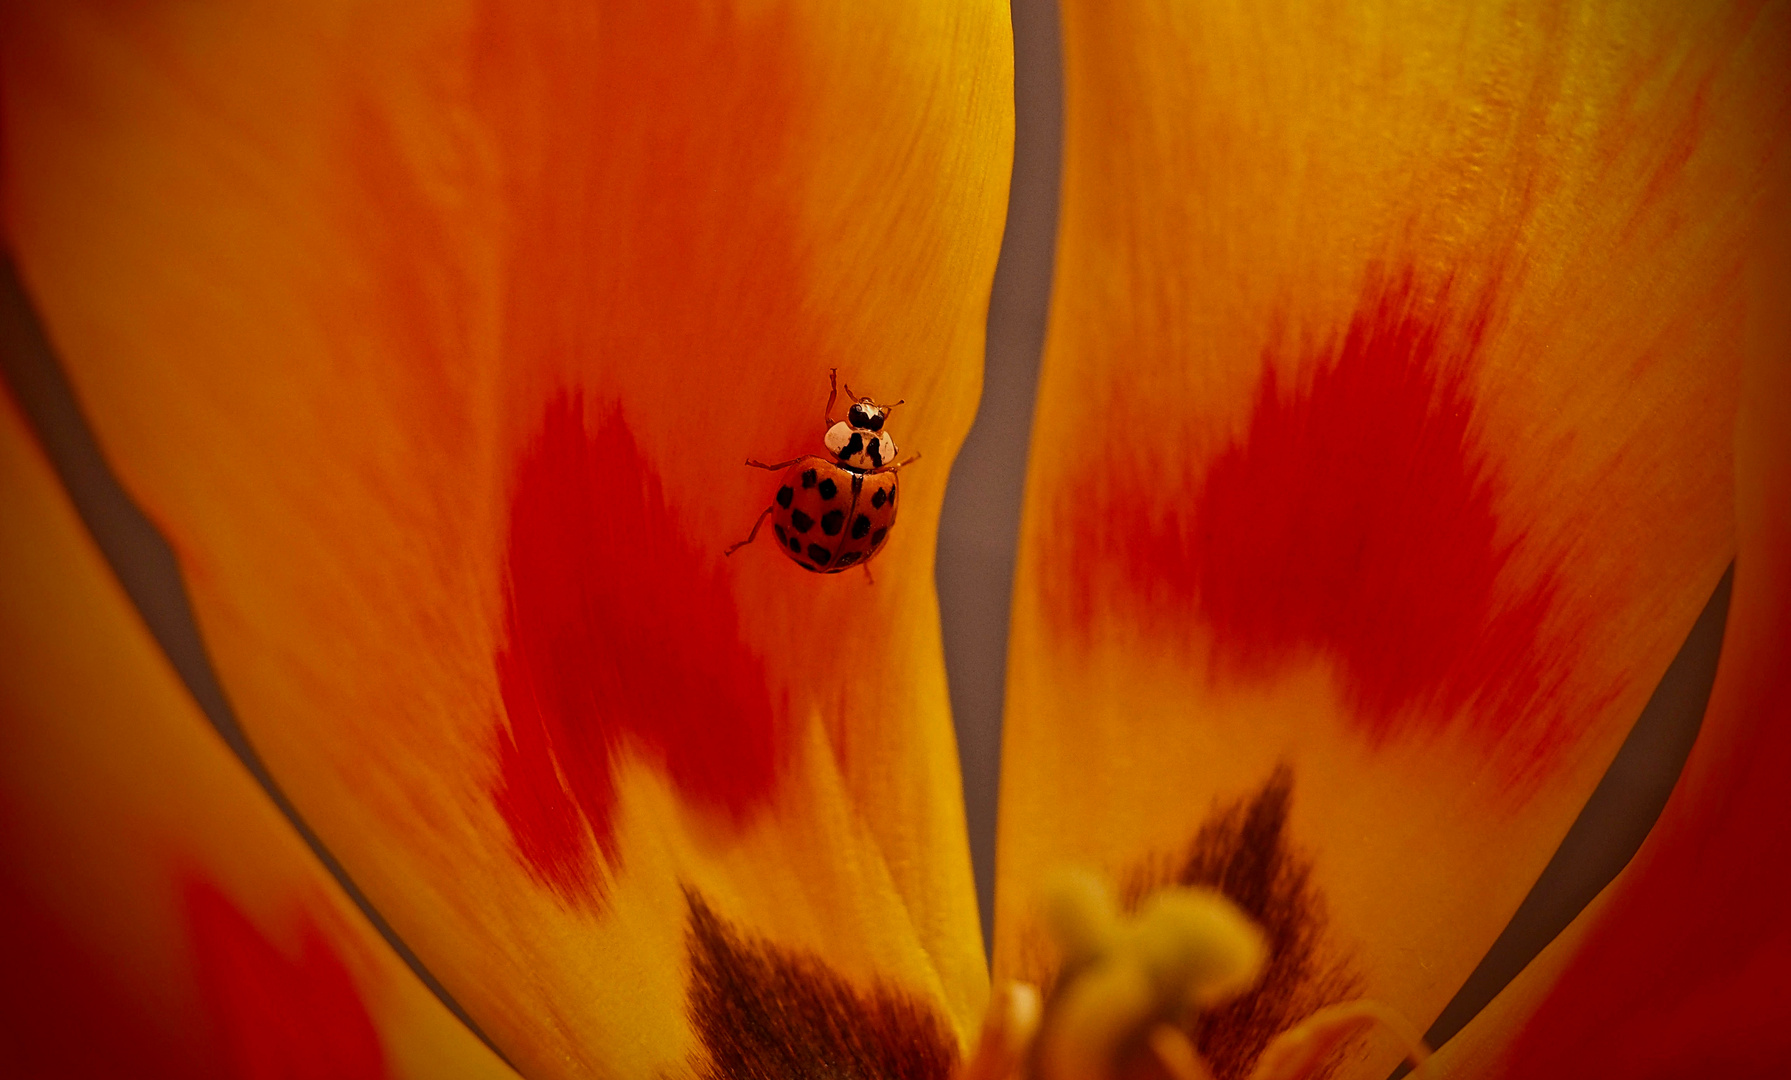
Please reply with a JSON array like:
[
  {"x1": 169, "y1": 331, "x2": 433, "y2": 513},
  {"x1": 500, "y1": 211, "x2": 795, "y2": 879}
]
[
  {"x1": 684, "y1": 891, "x2": 958, "y2": 1080},
  {"x1": 1120, "y1": 766, "x2": 1361, "y2": 1080}
]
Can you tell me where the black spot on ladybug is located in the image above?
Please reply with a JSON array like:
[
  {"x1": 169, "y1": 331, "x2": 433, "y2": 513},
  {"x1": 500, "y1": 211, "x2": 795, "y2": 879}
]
[
  {"x1": 787, "y1": 535, "x2": 803, "y2": 554},
  {"x1": 870, "y1": 489, "x2": 887, "y2": 509},
  {"x1": 851, "y1": 472, "x2": 864, "y2": 494},
  {"x1": 870, "y1": 527, "x2": 887, "y2": 547},
  {"x1": 791, "y1": 510, "x2": 814, "y2": 534},
  {"x1": 817, "y1": 478, "x2": 838, "y2": 500},
  {"x1": 836, "y1": 551, "x2": 861, "y2": 566},
  {"x1": 801, "y1": 469, "x2": 817, "y2": 489},
  {"x1": 851, "y1": 515, "x2": 872, "y2": 540},
  {"x1": 820, "y1": 510, "x2": 845, "y2": 536},
  {"x1": 774, "y1": 524, "x2": 788, "y2": 545},
  {"x1": 837, "y1": 433, "x2": 864, "y2": 461},
  {"x1": 807, "y1": 543, "x2": 832, "y2": 565},
  {"x1": 886, "y1": 487, "x2": 895, "y2": 507},
  {"x1": 776, "y1": 486, "x2": 794, "y2": 509}
]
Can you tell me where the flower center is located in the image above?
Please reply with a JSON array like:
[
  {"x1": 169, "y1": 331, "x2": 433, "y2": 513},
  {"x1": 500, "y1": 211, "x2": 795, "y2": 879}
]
[{"x1": 962, "y1": 871, "x2": 1432, "y2": 1080}]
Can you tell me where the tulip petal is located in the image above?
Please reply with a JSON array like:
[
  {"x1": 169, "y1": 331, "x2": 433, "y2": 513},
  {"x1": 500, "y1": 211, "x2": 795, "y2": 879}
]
[
  {"x1": 0, "y1": 392, "x2": 517, "y2": 1079},
  {"x1": 996, "y1": 1, "x2": 1789, "y2": 1076},
  {"x1": 3, "y1": 0, "x2": 1009, "y2": 1071},
  {"x1": 1427, "y1": 124, "x2": 1791, "y2": 1080}
]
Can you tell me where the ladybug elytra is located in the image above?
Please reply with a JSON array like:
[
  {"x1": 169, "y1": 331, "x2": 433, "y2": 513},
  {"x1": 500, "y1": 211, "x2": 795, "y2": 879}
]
[{"x1": 727, "y1": 370, "x2": 918, "y2": 576}]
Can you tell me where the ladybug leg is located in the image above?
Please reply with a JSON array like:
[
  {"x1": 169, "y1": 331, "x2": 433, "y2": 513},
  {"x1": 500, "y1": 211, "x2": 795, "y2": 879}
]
[
  {"x1": 862, "y1": 563, "x2": 876, "y2": 586},
  {"x1": 824, "y1": 367, "x2": 840, "y2": 428},
  {"x1": 746, "y1": 454, "x2": 829, "y2": 471},
  {"x1": 725, "y1": 505, "x2": 775, "y2": 556},
  {"x1": 868, "y1": 452, "x2": 923, "y2": 474}
]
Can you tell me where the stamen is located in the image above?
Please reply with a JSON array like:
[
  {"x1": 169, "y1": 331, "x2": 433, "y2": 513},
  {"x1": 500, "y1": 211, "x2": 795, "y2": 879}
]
[
  {"x1": 1243, "y1": 1000, "x2": 1431, "y2": 1080},
  {"x1": 1148, "y1": 1024, "x2": 1217, "y2": 1080},
  {"x1": 1031, "y1": 869, "x2": 1265, "y2": 1080},
  {"x1": 979, "y1": 869, "x2": 1434, "y2": 1080},
  {"x1": 960, "y1": 982, "x2": 1042, "y2": 1080}
]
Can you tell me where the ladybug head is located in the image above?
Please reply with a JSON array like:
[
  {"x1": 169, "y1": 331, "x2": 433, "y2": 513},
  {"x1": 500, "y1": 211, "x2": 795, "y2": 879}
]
[{"x1": 844, "y1": 387, "x2": 902, "y2": 433}]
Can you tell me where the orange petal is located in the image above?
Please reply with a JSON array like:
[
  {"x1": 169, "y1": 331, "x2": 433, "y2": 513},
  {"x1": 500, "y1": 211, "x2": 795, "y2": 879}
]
[
  {"x1": 0, "y1": 390, "x2": 516, "y2": 1079},
  {"x1": 3, "y1": 0, "x2": 1009, "y2": 1071},
  {"x1": 996, "y1": 1, "x2": 1789, "y2": 1076},
  {"x1": 1428, "y1": 106, "x2": 1791, "y2": 1080}
]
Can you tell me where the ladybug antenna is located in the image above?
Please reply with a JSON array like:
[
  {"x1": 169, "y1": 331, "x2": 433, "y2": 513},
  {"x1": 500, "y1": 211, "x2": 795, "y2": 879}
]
[{"x1": 844, "y1": 384, "x2": 903, "y2": 415}]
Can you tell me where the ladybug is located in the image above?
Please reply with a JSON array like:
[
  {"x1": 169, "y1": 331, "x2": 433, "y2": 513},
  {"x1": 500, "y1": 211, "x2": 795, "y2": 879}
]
[{"x1": 727, "y1": 370, "x2": 919, "y2": 576}]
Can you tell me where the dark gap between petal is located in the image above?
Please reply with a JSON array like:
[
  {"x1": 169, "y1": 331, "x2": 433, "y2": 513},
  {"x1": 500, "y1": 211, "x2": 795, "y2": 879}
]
[
  {"x1": 1395, "y1": 567, "x2": 1731, "y2": 1074},
  {"x1": 0, "y1": 254, "x2": 515, "y2": 1069},
  {"x1": 935, "y1": 0, "x2": 1065, "y2": 960}
]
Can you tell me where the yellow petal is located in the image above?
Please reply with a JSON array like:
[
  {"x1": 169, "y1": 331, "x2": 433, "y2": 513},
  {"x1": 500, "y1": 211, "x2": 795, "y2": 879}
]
[
  {"x1": 3, "y1": 0, "x2": 1010, "y2": 1071},
  {"x1": 0, "y1": 390, "x2": 516, "y2": 1079},
  {"x1": 997, "y1": 2, "x2": 1789, "y2": 1076}
]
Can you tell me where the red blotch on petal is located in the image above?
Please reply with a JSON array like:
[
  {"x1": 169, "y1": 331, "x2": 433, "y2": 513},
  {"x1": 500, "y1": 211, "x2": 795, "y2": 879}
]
[
  {"x1": 1047, "y1": 272, "x2": 1571, "y2": 761},
  {"x1": 1192, "y1": 278, "x2": 1565, "y2": 737},
  {"x1": 185, "y1": 877, "x2": 386, "y2": 1080},
  {"x1": 495, "y1": 398, "x2": 781, "y2": 901}
]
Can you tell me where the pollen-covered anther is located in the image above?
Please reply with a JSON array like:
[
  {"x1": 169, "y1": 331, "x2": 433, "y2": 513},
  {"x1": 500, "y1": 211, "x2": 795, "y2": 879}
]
[
  {"x1": 1029, "y1": 868, "x2": 1266, "y2": 1080},
  {"x1": 983, "y1": 869, "x2": 1435, "y2": 1080}
]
